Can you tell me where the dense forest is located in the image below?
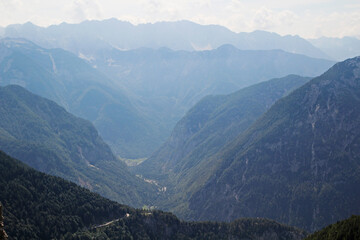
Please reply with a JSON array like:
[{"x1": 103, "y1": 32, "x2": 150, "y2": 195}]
[
  {"x1": 0, "y1": 151, "x2": 306, "y2": 239},
  {"x1": 0, "y1": 84, "x2": 157, "y2": 207},
  {"x1": 305, "y1": 215, "x2": 360, "y2": 240}
]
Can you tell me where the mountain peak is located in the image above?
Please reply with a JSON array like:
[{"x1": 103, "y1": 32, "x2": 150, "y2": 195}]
[
  {"x1": 320, "y1": 56, "x2": 360, "y2": 84},
  {"x1": 343, "y1": 55, "x2": 360, "y2": 67},
  {"x1": 216, "y1": 44, "x2": 238, "y2": 51}
]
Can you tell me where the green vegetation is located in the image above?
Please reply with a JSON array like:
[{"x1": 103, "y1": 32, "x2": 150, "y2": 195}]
[
  {"x1": 0, "y1": 38, "x2": 164, "y2": 159},
  {"x1": 187, "y1": 57, "x2": 360, "y2": 231},
  {"x1": 0, "y1": 151, "x2": 306, "y2": 240},
  {"x1": 135, "y1": 75, "x2": 310, "y2": 217},
  {"x1": 0, "y1": 151, "x2": 132, "y2": 239},
  {"x1": 0, "y1": 84, "x2": 156, "y2": 207},
  {"x1": 72, "y1": 215, "x2": 307, "y2": 240},
  {"x1": 305, "y1": 215, "x2": 360, "y2": 240}
]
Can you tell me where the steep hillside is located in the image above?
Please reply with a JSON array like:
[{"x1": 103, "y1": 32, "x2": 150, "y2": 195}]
[
  {"x1": 0, "y1": 38, "x2": 163, "y2": 158},
  {"x1": 0, "y1": 151, "x2": 307, "y2": 240},
  {"x1": 0, "y1": 85, "x2": 156, "y2": 207},
  {"x1": 188, "y1": 57, "x2": 360, "y2": 231},
  {"x1": 0, "y1": 151, "x2": 133, "y2": 239},
  {"x1": 305, "y1": 215, "x2": 360, "y2": 240},
  {"x1": 135, "y1": 75, "x2": 310, "y2": 214}
]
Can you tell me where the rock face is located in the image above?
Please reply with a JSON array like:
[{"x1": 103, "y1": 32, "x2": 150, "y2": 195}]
[
  {"x1": 188, "y1": 57, "x2": 360, "y2": 231},
  {"x1": 0, "y1": 203, "x2": 8, "y2": 240}
]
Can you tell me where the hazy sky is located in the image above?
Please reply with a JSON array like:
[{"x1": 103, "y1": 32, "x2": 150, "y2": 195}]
[{"x1": 0, "y1": 0, "x2": 359, "y2": 39}]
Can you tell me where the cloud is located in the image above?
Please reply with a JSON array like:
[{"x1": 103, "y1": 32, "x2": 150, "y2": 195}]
[
  {"x1": 72, "y1": 0, "x2": 103, "y2": 22},
  {"x1": 0, "y1": 0, "x2": 359, "y2": 38},
  {"x1": 249, "y1": 7, "x2": 297, "y2": 32}
]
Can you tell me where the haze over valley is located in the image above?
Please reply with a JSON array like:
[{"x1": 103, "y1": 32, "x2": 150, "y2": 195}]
[{"x1": 0, "y1": 1, "x2": 360, "y2": 239}]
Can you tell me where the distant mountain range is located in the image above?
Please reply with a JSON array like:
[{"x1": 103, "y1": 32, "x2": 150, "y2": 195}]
[
  {"x1": 0, "y1": 38, "x2": 334, "y2": 159},
  {"x1": 0, "y1": 151, "x2": 307, "y2": 239},
  {"x1": 309, "y1": 37, "x2": 360, "y2": 61},
  {"x1": 90, "y1": 45, "x2": 334, "y2": 143},
  {"x1": 3, "y1": 19, "x2": 360, "y2": 62},
  {"x1": 2, "y1": 19, "x2": 328, "y2": 59},
  {"x1": 0, "y1": 38, "x2": 164, "y2": 158},
  {"x1": 0, "y1": 84, "x2": 156, "y2": 207}
]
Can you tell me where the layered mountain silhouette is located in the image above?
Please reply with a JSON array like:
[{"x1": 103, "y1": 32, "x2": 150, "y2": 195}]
[
  {"x1": 0, "y1": 151, "x2": 306, "y2": 239},
  {"x1": 0, "y1": 38, "x2": 334, "y2": 159},
  {"x1": 3, "y1": 19, "x2": 329, "y2": 59},
  {"x1": 88, "y1": 45, "x2": 334, "y2": 151},
  {"x1": 185, "y1": 57, "x2": 360, "y2": 231},
  {"x1": 0, "y1": 84, "x2": 156, "y2": 207},
  {"x1": 0, "y1": 38, "x2": 164, "y2": 158}
]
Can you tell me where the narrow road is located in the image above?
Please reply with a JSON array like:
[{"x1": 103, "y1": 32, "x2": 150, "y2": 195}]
[{"x1": 94, "y1": 213, "x2": 130, "y2": 229}]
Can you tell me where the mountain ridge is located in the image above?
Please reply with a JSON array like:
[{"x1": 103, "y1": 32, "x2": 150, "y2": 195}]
[
  {"x1": 0, "y1": 84, "x2": 157, "y2": 207},
  {"x1": 91, "y1": 44, "x2": 334, "y2": 149},
  {"x1": 3, "y1": 19, "x2": 330, "y2": 59},
  {"x1": 134, "y1": 74, "x2": 311, "y2": 216},
  {"x1": 187, "y1": 56, "x2": 360, "y2": 231},
  {"x1": 0, "y1": 37, "x2": 164, "y2": 158}
]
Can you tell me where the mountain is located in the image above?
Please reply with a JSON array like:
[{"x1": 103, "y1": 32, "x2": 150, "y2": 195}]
[
  {"x1": 0, "y1": 38, "x2": 164, "y2": 158},
  {"x1": 0, "y1": 151, "x2": 133, "y2": 239},
  {"x1": 4, "y1": 19, "x2": 329, "y2": 59},
  {"x1": 90, "y1": 45, "x2": 334, "y2": 141},
  {"x1": 305, "y1": 215, "x2": 360, "y2": 240},
  {"x1": 134, "y1": 75, "x2": 310, "y2": 214},
  {"x1": 0, "y1": 38, "x2": 333, "y2": 158},
  {"x1": 0, "y1": 84, "x2": 157, "y2": 207},
  {"x1": 187, "y1": 57, "x2": 360, "y2": 231},
  {"x1": 0, "y1": 151, "x2": 307, "y2": 239},
  {"x1": 309, "y1": 37, "x2": 360, "y2": 61}
]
